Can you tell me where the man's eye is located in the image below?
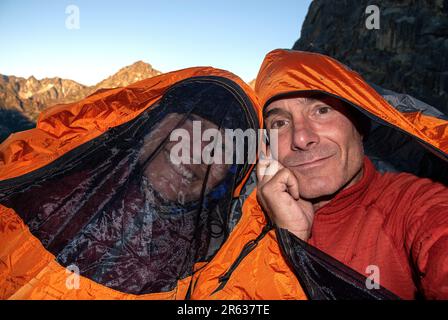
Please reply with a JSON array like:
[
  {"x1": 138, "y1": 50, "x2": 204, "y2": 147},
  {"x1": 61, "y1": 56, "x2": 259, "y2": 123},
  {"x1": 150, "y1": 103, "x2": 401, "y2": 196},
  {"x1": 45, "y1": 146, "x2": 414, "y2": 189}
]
[
  {"x1": 271, "y1": 119, "x2": 288, "y2": 129},
  {"x1": 316, "y1": 106, "x2": 332, "y2": 115}
]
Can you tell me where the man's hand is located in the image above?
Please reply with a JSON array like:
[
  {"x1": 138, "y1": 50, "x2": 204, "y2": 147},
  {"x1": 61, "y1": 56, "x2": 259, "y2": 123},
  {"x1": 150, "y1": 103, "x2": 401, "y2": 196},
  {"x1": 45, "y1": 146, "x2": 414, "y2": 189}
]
[{"x1": 256, "y1": 148, "x2": 315, "y2": 241}]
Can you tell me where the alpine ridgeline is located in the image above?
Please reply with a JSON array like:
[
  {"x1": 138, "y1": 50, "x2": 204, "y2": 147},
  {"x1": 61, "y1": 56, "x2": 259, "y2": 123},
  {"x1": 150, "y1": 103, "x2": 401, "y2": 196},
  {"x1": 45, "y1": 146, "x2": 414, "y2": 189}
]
[{"x1": 0, "y1": 61, "x2": 162, "y2": 142}]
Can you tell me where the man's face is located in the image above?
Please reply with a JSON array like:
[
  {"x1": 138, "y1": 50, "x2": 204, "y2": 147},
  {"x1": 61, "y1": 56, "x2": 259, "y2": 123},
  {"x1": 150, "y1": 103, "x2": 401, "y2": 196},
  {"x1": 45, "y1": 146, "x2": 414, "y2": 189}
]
[
  {"x1": 139, "y1": 113, "x2": 229, "y2": 203},
  {"x1": 264, "y1": 95, "x2": 365, "y2": 200}
]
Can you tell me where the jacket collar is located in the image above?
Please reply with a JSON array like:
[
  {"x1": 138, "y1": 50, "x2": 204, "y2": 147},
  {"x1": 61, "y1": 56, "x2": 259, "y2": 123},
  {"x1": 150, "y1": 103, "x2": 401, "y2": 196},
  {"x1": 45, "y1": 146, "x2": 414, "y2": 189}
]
[{"x1": 315, "y1": 156, "x2": 376, "y2": 216}]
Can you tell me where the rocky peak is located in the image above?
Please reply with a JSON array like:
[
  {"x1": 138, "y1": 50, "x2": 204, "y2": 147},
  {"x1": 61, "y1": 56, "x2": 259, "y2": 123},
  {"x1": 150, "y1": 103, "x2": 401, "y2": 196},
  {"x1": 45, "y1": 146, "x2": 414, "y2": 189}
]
[{"x1": 93, "y1": 60, "x2": 162, "y2": 90}]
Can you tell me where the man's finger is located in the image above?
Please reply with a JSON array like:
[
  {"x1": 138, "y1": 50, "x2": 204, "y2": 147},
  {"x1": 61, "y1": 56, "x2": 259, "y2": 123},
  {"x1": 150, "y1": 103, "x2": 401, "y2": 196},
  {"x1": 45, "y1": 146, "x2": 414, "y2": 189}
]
[
  {"x1": 259, "y1": 134, "x2": 268, "y2": 158},
  {"x1": 264, "y1": 158, "x2": 282, "y2": 177},
  {"x1": 257, "y1": 152, "x2": 272, "y2": 182},
  {"x1": 257, "y1": 154, "x2": 284, "y2": 182},
  {"x1": 268, "y1": 168, "x2": 300, "y2": 200}
]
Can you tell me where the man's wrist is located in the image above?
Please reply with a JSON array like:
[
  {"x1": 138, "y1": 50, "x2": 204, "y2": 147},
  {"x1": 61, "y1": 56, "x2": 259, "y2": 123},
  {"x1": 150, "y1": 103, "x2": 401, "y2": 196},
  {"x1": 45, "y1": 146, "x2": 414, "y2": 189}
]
[{"x1": 278, "y1": 225, "x2": 310, "y2": 241}]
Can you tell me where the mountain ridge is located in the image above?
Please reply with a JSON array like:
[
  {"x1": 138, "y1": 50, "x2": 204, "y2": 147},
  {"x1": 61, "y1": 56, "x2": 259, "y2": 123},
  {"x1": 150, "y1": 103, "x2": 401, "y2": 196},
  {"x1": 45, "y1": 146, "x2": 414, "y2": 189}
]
[{"x1": 0, "y1": 60, "x2": 163, "y2": 142}]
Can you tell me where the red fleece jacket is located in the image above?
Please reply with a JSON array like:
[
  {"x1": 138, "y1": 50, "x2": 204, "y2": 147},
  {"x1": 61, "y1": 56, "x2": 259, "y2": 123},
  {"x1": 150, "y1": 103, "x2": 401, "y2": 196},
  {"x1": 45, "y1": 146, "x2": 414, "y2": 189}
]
[{"x1": 308, "y1": 157, "x2": 448, "y2": 300}]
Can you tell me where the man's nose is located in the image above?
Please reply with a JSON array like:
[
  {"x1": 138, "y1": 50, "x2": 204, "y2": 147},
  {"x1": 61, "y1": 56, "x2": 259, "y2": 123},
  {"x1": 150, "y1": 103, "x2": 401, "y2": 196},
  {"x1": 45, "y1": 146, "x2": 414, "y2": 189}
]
[{"x1": 291, "y1": 122, "x2": 320, "y2": 151}]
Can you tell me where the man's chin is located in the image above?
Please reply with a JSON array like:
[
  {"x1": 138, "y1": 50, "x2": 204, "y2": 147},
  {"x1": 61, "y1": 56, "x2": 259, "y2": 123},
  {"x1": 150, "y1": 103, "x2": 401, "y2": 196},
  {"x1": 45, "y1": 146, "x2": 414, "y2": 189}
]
[{"x1": 297, "y1": 180, "x2": 340, "y2": 201}]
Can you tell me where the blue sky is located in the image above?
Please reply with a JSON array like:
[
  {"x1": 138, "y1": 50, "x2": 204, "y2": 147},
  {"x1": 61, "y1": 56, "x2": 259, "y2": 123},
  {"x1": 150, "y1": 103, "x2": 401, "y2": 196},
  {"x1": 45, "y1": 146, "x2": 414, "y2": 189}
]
[{"x1": 0, "y1": 0, "x2": 312, "y2": 85}]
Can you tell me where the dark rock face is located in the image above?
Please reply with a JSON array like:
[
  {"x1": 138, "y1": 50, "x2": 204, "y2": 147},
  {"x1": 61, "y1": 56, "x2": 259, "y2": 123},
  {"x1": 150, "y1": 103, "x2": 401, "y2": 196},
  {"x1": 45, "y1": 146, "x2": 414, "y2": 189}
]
[{"x1": 293, "y1": 0, "x2": 448, "y2": 113}]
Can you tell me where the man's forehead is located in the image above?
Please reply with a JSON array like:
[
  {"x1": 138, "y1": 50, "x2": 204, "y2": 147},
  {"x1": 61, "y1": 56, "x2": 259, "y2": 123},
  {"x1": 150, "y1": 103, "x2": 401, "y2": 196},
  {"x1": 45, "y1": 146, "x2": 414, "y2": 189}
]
[
  {"x1": 264, "y1": 94, "x2": 344, "y2": 116},
  {"x1": 264, "y1": 96, "x2": 321, "y2": 115},
  {"x1": 282, "y1": 95, "x2": 317, "y2": 104}
]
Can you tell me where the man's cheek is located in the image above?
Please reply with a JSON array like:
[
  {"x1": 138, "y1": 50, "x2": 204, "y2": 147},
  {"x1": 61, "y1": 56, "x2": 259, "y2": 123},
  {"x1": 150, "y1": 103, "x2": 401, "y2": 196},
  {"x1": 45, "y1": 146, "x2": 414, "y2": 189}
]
[
  {"x1": 272, "y1": 131, "x2": 287, "y2": 158},
  {"x1": 276, "y1": 148, "x2": 290, "y2": 163}
]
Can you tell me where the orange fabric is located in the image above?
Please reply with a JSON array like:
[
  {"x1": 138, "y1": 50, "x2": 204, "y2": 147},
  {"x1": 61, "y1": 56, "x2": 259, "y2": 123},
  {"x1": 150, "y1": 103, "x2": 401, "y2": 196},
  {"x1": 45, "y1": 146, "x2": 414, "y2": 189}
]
[
  {"x1": 0, "y1": 67, "x2": 263, "y2": 300},
  {"x1": 190, "y1": 189, "x2": 307, "y2": 300},
  {"x1": 255, "y1": 49, "x2": 448, "y2": 155}
]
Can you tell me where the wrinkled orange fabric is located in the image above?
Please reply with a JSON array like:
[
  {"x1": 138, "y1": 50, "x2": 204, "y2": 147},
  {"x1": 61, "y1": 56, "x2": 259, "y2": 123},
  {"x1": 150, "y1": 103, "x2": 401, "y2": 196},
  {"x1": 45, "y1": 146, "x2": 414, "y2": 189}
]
[
  {"x1": 0, "y1": 67, "x2": 262, "y2": 300},
  {"x1": 189, "y1": 189, "x2": 307, "y2": 300}
]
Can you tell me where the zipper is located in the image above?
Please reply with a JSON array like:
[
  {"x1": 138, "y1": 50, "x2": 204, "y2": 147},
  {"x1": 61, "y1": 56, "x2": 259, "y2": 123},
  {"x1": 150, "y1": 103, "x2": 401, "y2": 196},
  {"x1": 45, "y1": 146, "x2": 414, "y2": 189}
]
[{"x1": 210, "y1": 222, "x2": 273, "y2": 295}]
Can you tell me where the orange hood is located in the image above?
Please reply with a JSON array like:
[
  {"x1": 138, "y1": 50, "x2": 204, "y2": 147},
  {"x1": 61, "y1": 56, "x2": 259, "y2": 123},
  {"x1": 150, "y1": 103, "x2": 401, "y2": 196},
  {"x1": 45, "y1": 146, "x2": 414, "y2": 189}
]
[{"x1": 255, "y1": 49, "x2": 448, "y2": 157}]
